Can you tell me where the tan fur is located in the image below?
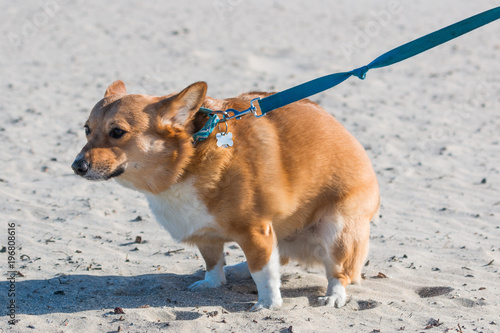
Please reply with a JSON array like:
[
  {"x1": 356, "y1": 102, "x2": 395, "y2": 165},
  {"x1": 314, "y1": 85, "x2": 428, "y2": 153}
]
[{"x1": 73, "y1": 80, "x2": 379, "y2": 305}]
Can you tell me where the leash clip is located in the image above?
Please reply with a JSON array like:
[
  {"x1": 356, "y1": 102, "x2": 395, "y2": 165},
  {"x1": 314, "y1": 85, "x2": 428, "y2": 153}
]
[
  {"x1": 216, "y1": 98, "x2": 264, "y2": 122},
  {"x1": 250, "y1": 98, "x2": 265, "y2": 118},
  {"x1": 193, "y1": 98, "x2": 265, "y2": 144}
]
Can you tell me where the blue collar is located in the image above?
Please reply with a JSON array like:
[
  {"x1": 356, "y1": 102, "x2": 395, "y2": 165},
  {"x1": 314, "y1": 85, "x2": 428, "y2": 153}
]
[{"x1": 192, "y1": 107, "x2": 219, "y2": 142}]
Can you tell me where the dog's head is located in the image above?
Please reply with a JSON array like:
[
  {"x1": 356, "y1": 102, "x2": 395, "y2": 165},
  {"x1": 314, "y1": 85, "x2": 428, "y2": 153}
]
[{"x1": 72, "y1": 80, "x2": 207, "y2": 194}]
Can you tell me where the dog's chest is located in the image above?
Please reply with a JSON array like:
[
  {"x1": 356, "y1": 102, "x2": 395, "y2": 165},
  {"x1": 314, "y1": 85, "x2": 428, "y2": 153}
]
[{"x1": 146, "y1": 179, "x2": 216, "y2": 242}]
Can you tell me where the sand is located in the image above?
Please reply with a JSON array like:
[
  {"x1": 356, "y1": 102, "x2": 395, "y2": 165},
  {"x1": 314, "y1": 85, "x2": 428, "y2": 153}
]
[{"x1": 1, "y1": 0, "x2": 499, "y2": 332}]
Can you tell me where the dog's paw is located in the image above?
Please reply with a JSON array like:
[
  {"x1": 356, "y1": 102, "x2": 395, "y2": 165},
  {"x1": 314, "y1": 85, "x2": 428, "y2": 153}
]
[
  {"x1": 317, "y1": 290, "x2": 347, "y2": 308},
  {"x1": 224, "y1": 262, "x2": 251, "y2": 280},
  {"x1": 248, "y1": 298, "x2": 283, "y2": 312},
  {"x1": 188, "y1": 278, "x2": 222, "y2": 291},
  {"x1": 318, "y1": 277, "x2": 347, "y2": 307}
]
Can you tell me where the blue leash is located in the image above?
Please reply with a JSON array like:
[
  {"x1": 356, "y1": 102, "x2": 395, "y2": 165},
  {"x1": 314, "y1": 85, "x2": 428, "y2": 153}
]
[
  {"x1": 194, "y1": 6, "x2": 500, "y2": 141},
  {"x1": 257, "y1": 6, "x2": 500, "y2": 114}
]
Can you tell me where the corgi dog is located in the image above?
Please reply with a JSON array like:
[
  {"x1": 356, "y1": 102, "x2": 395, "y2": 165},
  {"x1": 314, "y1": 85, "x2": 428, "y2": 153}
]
[{"x1": 72, "y1": 80, "x2": 379, "y2": 310}]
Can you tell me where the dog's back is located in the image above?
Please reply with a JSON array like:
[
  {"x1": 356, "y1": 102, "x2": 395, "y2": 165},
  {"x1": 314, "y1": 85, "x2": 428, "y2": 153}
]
[{"x1": 200, "y1": 91, "x2": 379, "y2": 280}]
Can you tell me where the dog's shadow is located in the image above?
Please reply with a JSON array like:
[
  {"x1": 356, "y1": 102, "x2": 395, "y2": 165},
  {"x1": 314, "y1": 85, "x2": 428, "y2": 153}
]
[{"x1": 2, "y1": 271, "x2": 325, "y2": 316}]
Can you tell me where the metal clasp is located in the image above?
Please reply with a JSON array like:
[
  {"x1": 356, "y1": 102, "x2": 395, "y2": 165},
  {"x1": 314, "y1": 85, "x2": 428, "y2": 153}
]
[
  {"x1": 250, "y1": 98, "x2": 265, "y2": 118},
  {"x1": 213, "y1": 97, "x2": 265, "y2": 122}
]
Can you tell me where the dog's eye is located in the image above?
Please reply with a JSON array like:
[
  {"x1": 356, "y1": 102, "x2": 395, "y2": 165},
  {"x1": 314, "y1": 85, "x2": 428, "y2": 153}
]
[
  {"x1": 84, "y1": 125, "x2": 91, "y2": 136},
  {"x1": 110, "y1": 128, "x2": 126, "y2": 139}
]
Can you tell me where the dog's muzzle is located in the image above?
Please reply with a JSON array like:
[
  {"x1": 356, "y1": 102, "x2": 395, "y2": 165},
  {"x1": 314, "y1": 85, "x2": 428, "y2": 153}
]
[{"x1": 72, "y1": 158, "x2": 90, "y2": 176}]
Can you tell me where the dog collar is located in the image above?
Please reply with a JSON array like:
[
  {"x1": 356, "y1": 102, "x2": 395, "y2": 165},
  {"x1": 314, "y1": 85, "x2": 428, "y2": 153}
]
[
  {"x1": 193, "y1": 99, "x2": 262, "y2": 144},
  {"x1": 192, "y1": 107, "x2": 220, "y2": 142}
]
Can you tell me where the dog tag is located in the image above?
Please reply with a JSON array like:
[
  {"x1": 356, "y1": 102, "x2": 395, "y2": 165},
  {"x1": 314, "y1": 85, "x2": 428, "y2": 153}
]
[{"x1": 216, "y1": 132, "x2": 233, "y2": 148}]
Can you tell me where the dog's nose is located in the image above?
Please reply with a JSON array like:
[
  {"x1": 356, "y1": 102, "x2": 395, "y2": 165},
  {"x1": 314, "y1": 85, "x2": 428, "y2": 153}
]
[{"x1": 72, "y1": 158, "x2": 90, "y2": 176}]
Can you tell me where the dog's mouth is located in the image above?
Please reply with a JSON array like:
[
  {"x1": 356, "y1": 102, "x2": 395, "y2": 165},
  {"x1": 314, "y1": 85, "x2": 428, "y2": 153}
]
[
  {"x1": 106, "y1": 165, "x2": 126, "y2": 179},
  {"x1": 80, "y1": 164, "x2": 127, "y2": 181}
]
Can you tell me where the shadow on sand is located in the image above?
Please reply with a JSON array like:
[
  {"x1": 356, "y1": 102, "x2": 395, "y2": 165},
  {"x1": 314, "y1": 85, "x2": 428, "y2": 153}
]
[{"x1": 1, "y1": 271, "x2": 325, "y2": 317}]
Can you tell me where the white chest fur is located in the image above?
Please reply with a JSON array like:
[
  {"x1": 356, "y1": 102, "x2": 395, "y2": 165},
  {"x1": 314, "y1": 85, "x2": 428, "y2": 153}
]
[{"x1": 145, "y1": 178, "x2": 216, "y2": 242}]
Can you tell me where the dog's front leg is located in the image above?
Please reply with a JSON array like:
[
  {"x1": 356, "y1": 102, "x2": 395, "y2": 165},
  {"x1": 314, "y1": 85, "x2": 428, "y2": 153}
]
[
  {"x1": 188, "y1": 241, "x2": 226, "y2": 291},
  {"x1": 236, "y1": 222, "x2": 282, "y2": 311}
]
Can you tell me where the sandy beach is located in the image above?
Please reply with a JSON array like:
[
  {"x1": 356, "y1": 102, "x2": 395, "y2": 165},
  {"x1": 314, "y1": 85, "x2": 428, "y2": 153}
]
[{"x1": 1, "y1": 0, "x2": 499, "y2": 332}]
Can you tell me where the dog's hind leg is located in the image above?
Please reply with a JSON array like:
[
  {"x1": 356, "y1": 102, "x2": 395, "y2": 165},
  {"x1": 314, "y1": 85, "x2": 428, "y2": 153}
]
[
  {"x1": 318, "y1": 214, "x2": 370, "y2": 307},
  {"x1": 189, "y1": 240, "x2": 226, "y2": 290}
]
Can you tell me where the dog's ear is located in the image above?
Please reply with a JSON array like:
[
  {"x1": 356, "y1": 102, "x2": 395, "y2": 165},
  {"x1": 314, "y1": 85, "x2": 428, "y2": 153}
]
[
  {"x1": 105, "y1": 80, "x2": 127, "y2": 97},
  {"x1": 158, "y1": 81, "x2": 207, "y2": 127}
]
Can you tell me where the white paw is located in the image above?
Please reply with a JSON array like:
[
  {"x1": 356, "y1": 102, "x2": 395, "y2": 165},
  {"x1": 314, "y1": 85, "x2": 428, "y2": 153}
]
[
  {"x1": 188, "y1": 278, "x2": 222, "y2": 291},
  {"x1": 319, "y1": 277, "x2": 347, "y2": 307},
  {"x1": 317, "y1": 294, "x2": 346, "y2": 308},
  {"x1": 249, "y1": 298, "x2": 283, "y2": 312},
  {"x1": 224, "y1": 262, "x2": 251, "y2": 280}
]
